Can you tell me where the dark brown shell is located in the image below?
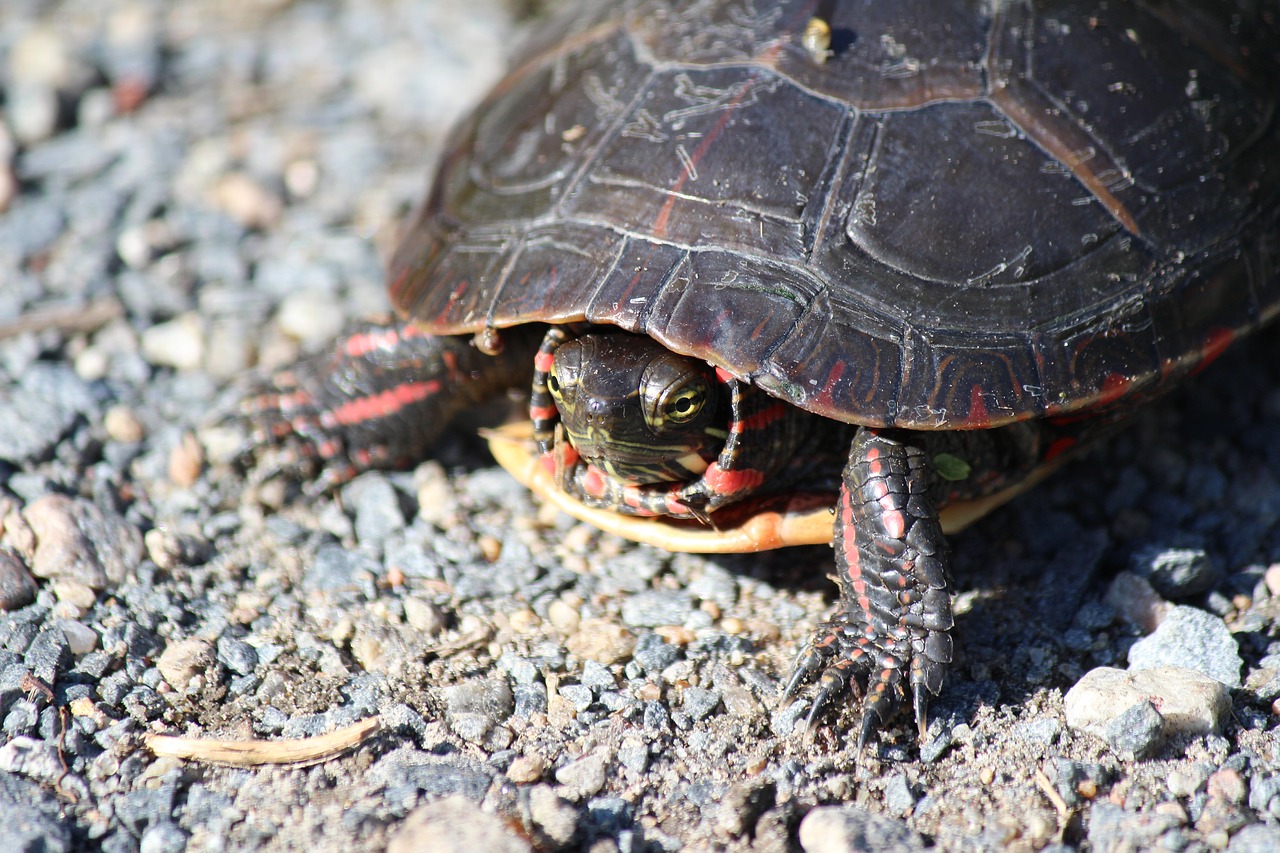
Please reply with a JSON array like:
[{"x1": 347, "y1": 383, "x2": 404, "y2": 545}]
[{"x1": 388, "y1": 0, "x2": 1280, "y2": 430}]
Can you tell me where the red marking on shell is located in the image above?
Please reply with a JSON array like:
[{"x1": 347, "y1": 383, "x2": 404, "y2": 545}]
[
  {"x1": 1043, "y1": 436, "x2": 1077, "y2": 463},
  {"x1": 1098, "y1": 372, "x2": 1134, "y2": 407},
  {"x1": 1190, "y1": 328, "x2": 1235, "y2": 375},
  {"x1": 329, "y1": 380, "x2": 440, "y2": 426},
  {"x1": 968, "y1": 384, "x2": 990, "y2": 426},
  {"x1": 703, "y1": 463, "x2": 765, "y2": 496},
  {"x1": 868, "y1": 478, "x2": 889, "y2": 500},
  {"x1": 714, "y1": 366, "x2": 736, "y2": 384},
  {"x1": 814, "y1": 359, "x2": 846, "y2": 409}
]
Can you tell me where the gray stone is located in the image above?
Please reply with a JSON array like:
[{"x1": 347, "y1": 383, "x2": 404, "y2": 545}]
[
  {"x1": 1065, "y1": 667, "x2": 1231, "y2": 739},
  {"x1": 0, "y1": 549, "x2": 37, "y2": 611},
  {"x1": 1129, "y1": 541, "x2": 1223, "y2": 597},
  {"x1": 1103, "y1": 700, "x2": 1166, "y2": 760},
  {"x1": 343, "y1": 473, "x2": 406, "y2": 546},
  {"x1": 681, "y1": 687, "x2": 721, "y2": 721},
  {"x1": 1086, "y1": 802, "x2": 1180, "y2": 851},
  {"x1": 1127, "y1": 605, "x2": 1242, "y2": 687},
  {"x1": 389, "y1": 795, "x2": 530, "y2": 853},
  {"x1": 620, "y1": 590, "x2": 694, "y2": 627},
  {"x1": 0, "y1": 363, "x2": 98, "y2": 465},
  {"x1": 883, "y1": 773, "x2": 917, "y2": 816},
  {"x1": 216, "y1": 635, "x2": 258, "y2": 676},
  {"x1": 799, "y1": 805, "x2": 928, "y2": 853}
]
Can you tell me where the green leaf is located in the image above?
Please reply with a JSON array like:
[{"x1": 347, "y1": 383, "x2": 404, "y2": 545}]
[{"x1": 933, "y1": 452, "x2": 971, "y2": 482}]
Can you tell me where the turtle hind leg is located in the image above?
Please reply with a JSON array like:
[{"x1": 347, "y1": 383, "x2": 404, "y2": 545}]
[
  {"x1": 784, "y1": 426, "x2": 953, "y2": 748},
  {"x1": 233, "y1": 319, "x2": 538, "y2": 492}
]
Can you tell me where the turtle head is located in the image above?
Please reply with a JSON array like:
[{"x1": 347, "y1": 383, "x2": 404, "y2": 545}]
[{"x1": 546, "y1": 332, "x2": 727, "y2": 485}]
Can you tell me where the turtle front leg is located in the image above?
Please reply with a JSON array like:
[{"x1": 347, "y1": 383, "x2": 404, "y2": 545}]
[
  {"x1": 235, "y1": 319, "x2": 538, "y2": 493},
  {"x1": 785, "y1": 427, "x2": 953, "y2": 748}
]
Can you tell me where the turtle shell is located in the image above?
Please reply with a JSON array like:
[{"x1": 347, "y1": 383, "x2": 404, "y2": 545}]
[{"x1": 388, "y1": 0, "x2": 1280, "y2": 430}]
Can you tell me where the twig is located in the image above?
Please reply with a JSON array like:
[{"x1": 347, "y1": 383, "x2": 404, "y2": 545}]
[
  {"x1": 0, "y1": 297, "x2": 124, "y2": 340},
  {"x1": 145, "y1": 716, "x2": 383, "y2": 767}
]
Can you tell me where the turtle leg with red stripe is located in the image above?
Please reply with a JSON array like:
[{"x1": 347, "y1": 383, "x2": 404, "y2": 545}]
[
  {"x1": 236, "y1": 318, "x2": 538, "y2": 493},
  {"x1": 784, "y1": 428, "x2": 953, "y2": 748},
  {"x1": 783, "y1": 420, "x2": 1087, "y2": 747}
]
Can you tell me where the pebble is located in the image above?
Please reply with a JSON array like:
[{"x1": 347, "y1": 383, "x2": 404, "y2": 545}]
[
  {"x1": 1086, "y1": 802, "x2": 1181, "y2": 851},
  {"x1": 620, "y1": 589, "x2": 694, "y2": 628},
  {"x1": 527, "y1": 784, "x2": 578, "y2": 848},
  {"x1": 156, "y1": 639, "x2": 215, "y2": 690},
  {"x1": 1128, "y1": 542, "x2": 1222, "y2": 597},
  {"x1": 276, "y1": 290, "x2": 347, "y2": 349},
  {"x1": 798, "y1": 805, "x2": 929, "y2": 853},
  {"x1": 0, "y1": 364, "x2": 99, "y2": 465},
  {"x1": 555, "y1": 752, "x2": 607, "y2": 801},
  {"x1": 58, "y1": 620, "x2": 98, "y2": 655},
  {"x1": 1126, "y1": 605, "x2": 1243, "y2": 687},
  {"x1": 342, "y1": 473, "x2": 406, "y2": 546},
  {"x1": 0, "y1": 549, "x2": 37, "y2": 611},
  {"x1": 211, "y1": 172, "x2": 283, "y2": 231},
  {"x1": 1104, "y1": 571, "x2": 1168, "y2": 632},
  {"x1": 564, "y1": 619, "x2": 635, "y2": 665},
  {"x1": 389, "y1": 795, "x2": 531, "y2": 853},
  {"x1": 403, "y1": 597, "x2": 447, "y2": 636},
  {"x1": 1064, "y1": 666, "x2": 1231, "y2": 740},
  {"x1": 23, "y1": 494, "x2": 143, "y2": 588},
  {"x1": 506, "y1": 753, "x2": 546, "y2": 783},
  {"x1": 216, "y1": 636, "x2": 258, "y2": 676},
  {"x1": 680, "y1": 687, "x2": 721, "y2": 721},
  {"x1": 1102, "y1": 700, "x2": 1166, "y2": 759},
  {"x1": 883, "y1": 773, "x2": 917, "y2": 816},
  {"x1": 103, "y1": 405, "x2": 146, "y2": 443},
  {"x1": 141, "y1": 312, "x2": 206, "y2": 371}
]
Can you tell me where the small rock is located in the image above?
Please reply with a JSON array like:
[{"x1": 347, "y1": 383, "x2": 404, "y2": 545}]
[
  {"x1": 342, "y1": 473, "x2": 406, "y2": 546},
  {"x1": 798, "y1": 804, "x2": 928, "y2": 853},
  {"x1": 681, "y1": 687, "x2": 721, "y2": 721},
  {"x1": 1127, "y1": 605, "x2": 1243, "y2": 687},
  {"x1": 548, "y1": 599, "x2": 581, "y2": 633},
  {"x1": 211, "y1": 172, "x2": 283, "y2": 231},
  {"x1": 564, "y1": 619, "x2": 635, "y2": 665},
  {"x1": 1064, "y1": 666, "x2": 1231, "y2": 739},
  {"x1": 620, "y1": 590, "x2": 694, "y2": 628},
  {"x1": 0, "y1": 549, "x2": 37, "y2": 611},
  {"x1": 388, "y1": 795, "x2": 531, "y2": 853},
  {"x1": 24, "y1": 494, "x2": 143, "y2": 588},
  {"x1": 1128, "y1": 542, "x2": 1222, "y2": 598},
  {"x1": 139, "y1": 821, "x2": 188, "y2": 853},
  {"x1": 403, "y1": 597, "x2": 447, "y2": 636},
  {"x1": 58, "y1": 620, "x2": 98, "y2": 656},
  {"x1": 1207, "y1": 769, "x2": 1248, "y2": 805},
  {"x1": 527, "y1": 784, "x2": 579, "y2": 848},
  {"x1": 216, "y1": 636, "x2": 258, "y2": 676},
  {"x1": 141, "y1": 312, "x2": 205, "y2": 371},
  {"x1": 555, "y1": 752, "x2": 607, "y2": 801},
  {"x1": 883, "y1": 773, "x2": 917, "y2": 816},
  {"x1": 1086, "y1": 802, "x2": 1181, "y2": 852},
  {"x1": 276, "y1": 290, "x2": 346, "y2": 350},
  {"x1": 1103, "y1": 700, "x2": 1166, "y2": 759},
  {"x1": 156, "y1": 639, "x2": 215, "y2": 690},
  {"x1": 1264, "y1": 564, "x2": 1280, "y2": 597},
  {"x1": 104, "y1": 405, "x2": 146, "y2": 443},
  {"x1": 1104, "y1": 571, "x2": 1169, "y2": 633},
  {"x1": 506, "y1": 753, "x2": 546, "y2": 783}
]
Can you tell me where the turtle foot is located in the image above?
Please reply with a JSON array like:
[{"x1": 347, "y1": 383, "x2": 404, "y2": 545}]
[{"x1": 783, "y1": 610, "x2": 937, "y2": 749}]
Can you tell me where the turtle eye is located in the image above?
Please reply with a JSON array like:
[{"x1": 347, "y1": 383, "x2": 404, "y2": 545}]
[
  {"x1": 547, "y1": 373, "x2": 562, "y2": 397},
  {"x1": 662, "y1": 378, "x2": 708, "y2": 424}
]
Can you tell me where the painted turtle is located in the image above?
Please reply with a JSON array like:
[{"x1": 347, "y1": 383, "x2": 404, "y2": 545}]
[{"x1": 240, "y1": 0, "x2": 1280, "y2": 745}]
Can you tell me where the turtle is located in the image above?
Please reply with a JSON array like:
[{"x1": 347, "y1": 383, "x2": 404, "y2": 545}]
[{"x1": 237, "y1": 0, "x2": 1280, "y2": 746}]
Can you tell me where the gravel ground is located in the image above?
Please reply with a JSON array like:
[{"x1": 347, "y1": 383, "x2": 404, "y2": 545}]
[{"x1": 2, "y1": 1, "x2": 1279, "y2": 851}]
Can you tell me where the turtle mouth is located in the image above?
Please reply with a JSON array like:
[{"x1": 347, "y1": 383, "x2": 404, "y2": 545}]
[{"x1": 562, "y1": 426, "x2": 718, "y2": 484}]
